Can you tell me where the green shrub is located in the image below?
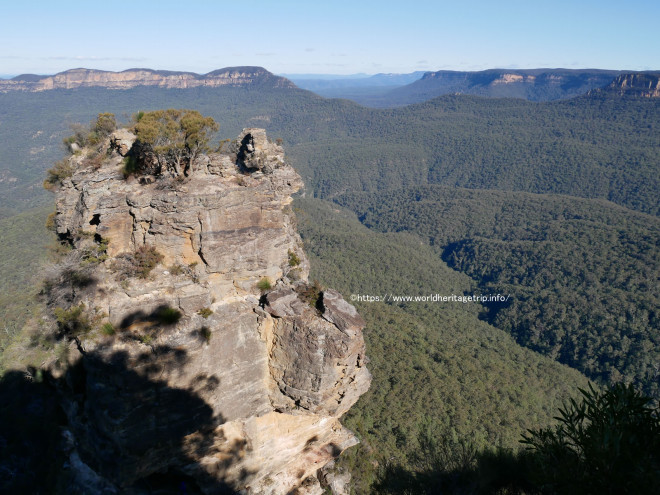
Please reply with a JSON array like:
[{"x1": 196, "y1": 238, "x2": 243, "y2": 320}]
[
  {"x1": 197, "y1": 307, "x2": 213, "y2": 319},
  {"x1": 100, "y1": 322, "x2": 116, "y2": 336},
  {"x1": 296, "y1": 280, "x2": 323, "y2": 309},
  {"x1": 168, "y1": 264, "x2": 185, "y2": 276},
  {"x1": 114, "y1": 245, "x2": 163, "y2": 279},
  {"x1": 121, "y1": 155, "x2": 140, "y2": 177},
  {"x1": 521, "y1": 383, "x2": 660, "y2": 493},
  {"x1": 256, "y1": 277, "x2": 272, "y2": 292},
  {"x1": 288, "y1": 249, "x2": 301, "y2": 267},
  {"x1": 53, "y1": 304, "x2": 90, "y2": 337},
  {"x1": 83, "y1": 151, "x2": 105, "y2": 170},
  {"x1": 45, "y1": 212, "x2": 57, "y2": 232},
  {"x1": 62, "y1": 113, "x2": 117, "y2": 151},
  {"x1": 60, "y1": 267, "x2": 94, "y2": 288},
  {"x1": 134, "y1": 109, "x2": 219, "y2": 176},
  {"x1": 63, "y1": 123, "x2": 89, "y2": 151},
  {"x1": 93, "y1": 113, "x2": 116, "y2": 138},
  {"x1": 200, "y1": 326, "x2": 212, "y2": 343},
  {"x1": 133, "y1": 246, "x2": 163, "y2": 278},
  {"x1": 62, "y1": 134, "x2": 78, "y2": 148},
  {"x1": 43, "y1": 158, "x2": 74, "y2": 189},
  {"x1": 156, "y1": 306, "x2": 182, "y2": 325},
  {"x1": 80, "y1": 236, "x2": 109, "y2": 265}
]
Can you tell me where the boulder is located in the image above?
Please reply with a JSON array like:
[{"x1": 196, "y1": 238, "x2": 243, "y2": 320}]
[
  {"x1": 109, "y1": 129, "x2": 136, "y2": 156},
  {"x1": 321, "y1": 289, "x2": 366, "y2": 336}
]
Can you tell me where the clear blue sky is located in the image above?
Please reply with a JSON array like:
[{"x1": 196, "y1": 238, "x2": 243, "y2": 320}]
[{"x1": 1, "y1": 0, "x2": 657, "y2": 76}]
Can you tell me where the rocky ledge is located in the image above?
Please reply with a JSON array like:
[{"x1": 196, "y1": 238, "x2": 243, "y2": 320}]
[{"x1": 45, "y1": 127, "x2": 371, "y2": 494}]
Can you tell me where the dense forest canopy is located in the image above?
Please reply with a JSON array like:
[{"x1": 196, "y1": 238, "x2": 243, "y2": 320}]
[
  {"x1": 0, "y1": 86, "x2": 658, "y2": 213},
  {"x1": 0, "y1": 78, "x2": 658, "y2": 493},
  {"x1": 335, "y1": 186, "x2": 660, "y2": 398}
]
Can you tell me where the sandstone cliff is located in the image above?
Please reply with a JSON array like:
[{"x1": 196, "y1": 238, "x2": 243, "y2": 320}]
[
  {"x1": 379, "y1": 68, "x2": 626, "y2": 105},
  {"x1": 44, "y1": 126, "x2": 370, "y2": 494},
  {"x1": 593, "y1": 73, "x2": 660, "y2": 98},
  {"x1": 0, "y1": 67, "x2": 295, "y2": 92}
]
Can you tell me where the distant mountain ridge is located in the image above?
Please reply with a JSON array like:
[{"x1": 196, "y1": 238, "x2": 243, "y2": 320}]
[
  {"x1": 372, "y1": 68, "x2": 625, "y2": 105},
  {"x1": 0, "y1": 66, "x2": 295, "y2": 92},
  {"x1": 324, "y1": 69, "x2": 659, "y2": 107},
  {"x1": 290, "y1": 71, "x2": 427, "y2": 90}
]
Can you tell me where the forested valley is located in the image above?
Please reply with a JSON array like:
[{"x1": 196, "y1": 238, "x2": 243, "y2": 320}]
[{"x1": 0, "y1": 73, "x2": 658, "y2": 492}]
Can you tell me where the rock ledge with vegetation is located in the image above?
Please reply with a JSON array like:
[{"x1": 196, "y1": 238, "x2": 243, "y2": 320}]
[{"x1": 43, "y1": 112, "x2": 371, "y2": 494}]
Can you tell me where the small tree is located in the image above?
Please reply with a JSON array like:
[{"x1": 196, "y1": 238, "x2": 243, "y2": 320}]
[
  {"x1": 134, "y1": 109, "x2": 218, "y2": 176},
  {"x1": 89, "y1": 112, "x2": 116, "y2": 145},
  {"x1": 62, "y1": 113, "x2": 117, "y2": 150}
]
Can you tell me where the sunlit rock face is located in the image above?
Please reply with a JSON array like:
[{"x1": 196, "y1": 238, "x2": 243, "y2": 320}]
[
  {"x1": 0, "y1": 67, "x2": 296, "y2": 92},
  {"x1": 48, "y1": 127, "x2": 371, "y2": 494},
  {"x1": 598, "y1": 73, "x2": 660, "y2": 97}
]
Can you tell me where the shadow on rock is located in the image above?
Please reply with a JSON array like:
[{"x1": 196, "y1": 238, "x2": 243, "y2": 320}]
[{"x1": 0, "y1": 344, "x2": 253, "y2": 494}]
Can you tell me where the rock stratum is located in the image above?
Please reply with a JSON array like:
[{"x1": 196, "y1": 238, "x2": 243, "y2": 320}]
[
  {"x1": 0, "y1": 66, "x2": 295, "y2": 92},
  {"x1": 45, "y1": 127, "x2": 370, "y2": 494}
]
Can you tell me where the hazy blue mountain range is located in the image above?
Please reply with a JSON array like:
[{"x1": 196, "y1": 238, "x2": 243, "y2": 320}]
[
  {"x1": 288, "y1": 71, "x2": 427, "y2": 89},
  {"x1": 284, "y1": 68, "x2": 651, "y2": 106}
]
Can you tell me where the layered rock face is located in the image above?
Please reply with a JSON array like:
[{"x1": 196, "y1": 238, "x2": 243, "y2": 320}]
[
  {"x1": 393, "y1": 68, "x2": 626, "y2": 102},
  {"x1": 48, "y1": 128, "x2": 370, "y2": 494},
  {"x1": 0, "y1": 67, "x2": 295, "y2": 92},
  {"x1": 598, "y1": 73, "x2": 660, "y2": 98}
]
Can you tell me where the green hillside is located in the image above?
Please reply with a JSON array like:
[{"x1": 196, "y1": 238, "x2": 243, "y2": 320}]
[
  {"x1": 1, "y1": 84, "x2": 658, "y2": 215},
  {"x1": 0, "y1": 79, "x2": 657, "y2": 492},
  {"x1": 335, "y1": 186, "x2": 660, "y2": 397},
  {"x1": 295, "y1": 198, "x2": 590, "y2": 493},
  {"x1": 0, "y1": 206, "x2": 54, "y2": 358}
]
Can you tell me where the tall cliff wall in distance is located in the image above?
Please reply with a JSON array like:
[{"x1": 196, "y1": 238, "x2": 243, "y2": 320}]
[
  {"x1": 0, "y1": 67, "x2": 295, "y2": 92},
  {"x1": 45, "y1": 126, "x2": 371, "y2": 494},
  {"x1": 595, "y1": 73, "x2": 660, "y2": 98}
]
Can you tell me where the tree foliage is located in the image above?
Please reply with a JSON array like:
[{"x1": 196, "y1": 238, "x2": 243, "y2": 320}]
[
  {"x1": 134, "y1": 109, "x2": 218, "y2": 176},
  {"x1": 90, "y1": 112, "x2": 117, "y2": 143},
  {"x1": 336, "y1": 185, "x2": 660, "y2": 398},
  {"x1": 62, "y1": 112, "x2": 117, "y2": 150},
  {"x1": 43, "y1": 158, "x2": 74, "y2": 189},
  {"x1": 521, "y1": 383, "x2": 660, "y2": 494}
]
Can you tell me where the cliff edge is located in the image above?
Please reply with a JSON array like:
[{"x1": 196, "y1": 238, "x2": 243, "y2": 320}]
[{"x1": 44, "y1": 124, "x2": 371, "y2": 494}]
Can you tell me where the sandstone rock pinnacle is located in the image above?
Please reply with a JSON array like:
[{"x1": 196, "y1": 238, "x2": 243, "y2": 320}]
[{"x1": 46, "y1": 126, "x2": 371, "y2": 494}]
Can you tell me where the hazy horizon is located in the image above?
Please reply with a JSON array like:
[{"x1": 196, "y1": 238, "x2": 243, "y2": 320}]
[
  {"x1": 2, "y1": 66, "x2": 658, "y2": 82},
  {"x1": 1, "y1": 0, "x2": 657, "y2": 76}
]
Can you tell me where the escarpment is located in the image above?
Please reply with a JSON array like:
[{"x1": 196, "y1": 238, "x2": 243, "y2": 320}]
[
  {"x1": 598, "y1": 73, "x2": 660, "y2": 98},
  {"x1": 45, "y1": 124, "x2": 371, "y2": 494},
  {"x1": 0, "y1": 67, "x2": 295, "y2": 92}
]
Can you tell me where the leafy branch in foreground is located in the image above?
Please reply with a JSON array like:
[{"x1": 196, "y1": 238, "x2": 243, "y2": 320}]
[{"x1": 521, "y1": 383, "x2": 660, "y2": 494}]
